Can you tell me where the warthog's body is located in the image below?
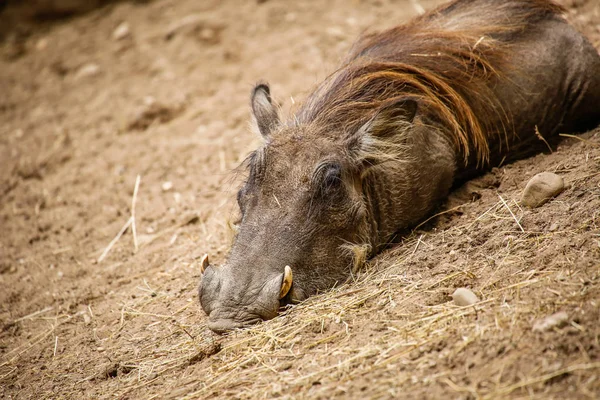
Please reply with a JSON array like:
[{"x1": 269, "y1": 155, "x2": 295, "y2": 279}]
[{"x1": 199, "y1": 0, "x2": 600, "y2": 333}]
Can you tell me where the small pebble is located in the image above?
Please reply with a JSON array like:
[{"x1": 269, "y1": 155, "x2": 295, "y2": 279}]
[
  {"x1": 173, "y1": 192, "x2": 182, "y2": 203},
  {"x1": 162, "y1": 181, "x2": 173, "y2": 191},
  {"x1": 451, "y1": 288, "x2": 479, "y2": 306},
  {"x1": 199, "y1": 27, "x2": 216, "y2": 41},
  {"x1": 75, "y1": 63, "x2": 100, "y2": 80},
  {"x1": 113, "y1": 22, "x2": 131, "y2": 41},
  {"x1": 326, "y1": 26, "x2": 345, "y2": 39},
  {"x1": 521, "y1": 172, "x2": 564, "y2": 208},
  {"x1": 36, "y1": 38, "x2": 49, "y2": 50},
  {"x1": 346, "y1": 17, "x2": 357, "y2": 26},
  {"x1": 532, "y1": 311, "x2": 569, "y2": 332}
]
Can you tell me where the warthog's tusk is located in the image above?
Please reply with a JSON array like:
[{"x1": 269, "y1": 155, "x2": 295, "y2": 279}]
[
  {"x1": 279, "y1": 265, "x2": 293, "y2": 299},
  {"x1": 200, "y1": 253, "x2": 210, "y2": 274}
]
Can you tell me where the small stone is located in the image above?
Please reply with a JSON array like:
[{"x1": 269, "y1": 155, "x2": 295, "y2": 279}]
[
  {"x1": 36, "y1": 38, "x2": 49, "y2": 50},
  {"x1": 162, "y1": 181, "x2": 173, "y2": 192},
  {"x1": 326, "y1": 26, "x2": 345, "y2": 39},
  {"x1": 408, "y1": 348, "x2": 421, "y2": 360},
  {"x1": 112, "y1": 22, "x2": 131, "y2": 40},
  {"x1": 75, "y1": 63, "x2": 100, "y2": 80},
  {"x1": 532, "y1": 311, "x2": 569, "y2": 332},
  {"x1": 521, "y1": 172, "x2": 564, "y2": 208},
  {"x1": 199, "y1": 27, "x2": 216, "y2": 41},
  {"x1": 451, "y1": 288, "x2": 479, "y2": 306},
  {"x1": 346, "y1": 17, "x2": 357, "y2": 26},
  {"x1": 83, "y1": 313, "x2": 92, "y2": 325}
]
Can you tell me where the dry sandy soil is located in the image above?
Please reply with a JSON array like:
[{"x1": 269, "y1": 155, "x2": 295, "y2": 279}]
[{"x1": 1, "y1": 0, "x2": 600, "y2": 398}]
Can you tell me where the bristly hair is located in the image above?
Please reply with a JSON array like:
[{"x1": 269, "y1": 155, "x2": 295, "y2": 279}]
[
  {"x1": 238, "y1": 146, "x2": 267, "y2": 184},
  {"x1": 294, "y1": 0, "x2": 565, "y2": 167}
]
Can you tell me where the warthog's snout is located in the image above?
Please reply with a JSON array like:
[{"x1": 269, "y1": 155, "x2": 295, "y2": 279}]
[{"x1": 199, "y1": 258, "x2": 294, "y2": 334}]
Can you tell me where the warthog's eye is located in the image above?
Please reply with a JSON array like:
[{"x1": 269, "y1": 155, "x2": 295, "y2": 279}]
[
  {"x1": 314, "y1": 162, "x2": 344, "y2": 198},
  {"x1": 323, "y1": 164, "x2": 342, "y2": 191}
]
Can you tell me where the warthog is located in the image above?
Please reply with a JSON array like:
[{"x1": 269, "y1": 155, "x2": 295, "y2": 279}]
[{"x1": 199, "y1": 0, "x2": 600, "y2": 333}]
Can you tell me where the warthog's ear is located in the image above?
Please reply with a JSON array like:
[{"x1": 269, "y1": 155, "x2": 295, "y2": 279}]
[
  {"x1": 359, "y1": 98, "x2": 418, "y2": 138},
  {"x1": 251, "y1": 83, "x2": 280, "y2": 138},
  {"x1": 347, "y1": 98, "x2": 419, "y2": 169}
]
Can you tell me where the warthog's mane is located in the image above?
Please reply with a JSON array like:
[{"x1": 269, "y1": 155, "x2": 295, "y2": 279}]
[{"x1": 292, "y1": 0, "x2": 565, "y2": 167}]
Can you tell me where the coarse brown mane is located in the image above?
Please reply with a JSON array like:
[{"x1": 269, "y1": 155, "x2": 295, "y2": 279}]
[{"x1": 294, "y1": 0, "x2": 566, "y2": 166}]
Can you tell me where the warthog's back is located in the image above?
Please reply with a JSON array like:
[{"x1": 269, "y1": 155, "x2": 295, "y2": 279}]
[
  {"x1": 199, "y1": 0, "x2": 600, "y2": 333},
  {"x1": 298, "y1": 0, "x2": 600, "y2": 172}
]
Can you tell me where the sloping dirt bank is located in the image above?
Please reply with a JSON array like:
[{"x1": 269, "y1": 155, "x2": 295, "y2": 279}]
[{"x1": 1, "y1": 0, "x2": 599, "y2": 398}]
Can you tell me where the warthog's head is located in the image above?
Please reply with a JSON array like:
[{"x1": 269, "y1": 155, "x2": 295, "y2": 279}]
[{"x1": 199, "y1": 83, "x2": 419, "y2": 333}]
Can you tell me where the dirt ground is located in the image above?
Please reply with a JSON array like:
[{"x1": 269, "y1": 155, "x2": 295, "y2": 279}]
[{"x1": 1, "y1": 0, "x2": 599, "y2": 398}]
